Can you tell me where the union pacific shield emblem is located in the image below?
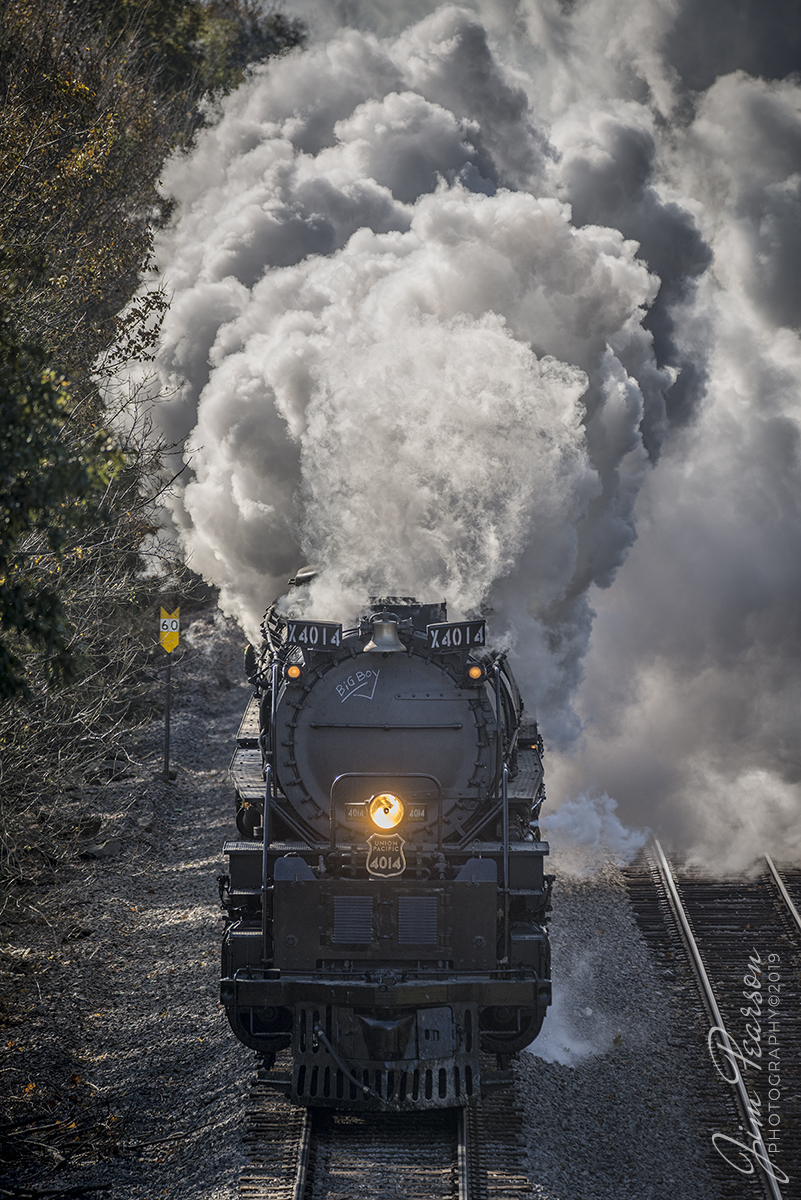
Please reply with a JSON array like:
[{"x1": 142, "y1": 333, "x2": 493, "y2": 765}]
[{"x1": 365, "y1": 833, "x2": 406, "y2": 878}]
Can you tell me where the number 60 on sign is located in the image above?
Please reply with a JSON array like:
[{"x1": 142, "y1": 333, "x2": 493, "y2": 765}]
[{"x1": 160, "y1": 607, "x2": 180, "y2": 653}]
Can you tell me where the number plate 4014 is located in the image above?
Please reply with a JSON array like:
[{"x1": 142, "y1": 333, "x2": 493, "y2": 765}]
[
  {"x1": 366, "y1": 833, "x2": 407, "y2": 878},
  {"x1": 426, "y1": 620, "x2": 485, "y2": 651},
  {"x1": 285, "y1": 620, "x2": 342, "y2": 649}
]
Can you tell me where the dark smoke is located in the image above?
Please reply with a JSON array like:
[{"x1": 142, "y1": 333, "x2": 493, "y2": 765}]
[{"x1": 664, "y1": 0, "x2": 801, "y2": 91}]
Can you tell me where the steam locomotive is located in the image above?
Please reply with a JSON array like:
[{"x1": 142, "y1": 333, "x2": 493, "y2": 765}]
[{"x1": 219, "y1": 577, "x2": 552, "y2": 1110}]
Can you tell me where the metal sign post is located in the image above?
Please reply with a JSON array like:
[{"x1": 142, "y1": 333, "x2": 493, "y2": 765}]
[{"x1": 159, "y1": 607, "x2": 180, "y2": 781}]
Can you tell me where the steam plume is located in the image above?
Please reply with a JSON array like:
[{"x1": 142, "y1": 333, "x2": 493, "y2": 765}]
[{"x1": 121, "y1": 1, "x2": 801, "y2": 870}]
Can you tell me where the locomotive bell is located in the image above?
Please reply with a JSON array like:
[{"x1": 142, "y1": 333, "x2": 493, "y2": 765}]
[{"x1": 363, "y1": 616, "x2": 404, "y2": 653}]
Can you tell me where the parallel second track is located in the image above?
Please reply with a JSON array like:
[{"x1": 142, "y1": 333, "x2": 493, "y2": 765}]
[{"x1": 625, "y1": 848, "x2": 801, "y2": 1200}]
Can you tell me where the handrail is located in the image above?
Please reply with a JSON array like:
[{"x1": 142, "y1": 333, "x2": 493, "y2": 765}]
[
  {"x1": 261, "y1": 763, "x2": 272, "y2": 962},
  {"x1": 269, "y1": 661, "x2": 277, "y2": 804},
  {"x1": 493, "y1": 660, "x2": 503, "y2": 800},
  {"x1": 502, "y1": 762, "x2": 510, "y2": 965},
  {"x1": 328, "y1": 772, "x2": 443, "y2": 854}
]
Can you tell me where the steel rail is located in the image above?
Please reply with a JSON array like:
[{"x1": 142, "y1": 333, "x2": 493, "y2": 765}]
[
  {"x1": 764, "y1": 853, "x2": 801, "y2": 938},
  {"x1": 457, "y1": 1107, "x2": 471, "y2": 1200},
  {"x1": 291, "y1": 1107, "x2": 314, "y2": 1200},
  {"x1": 652, "y1": 840, "x2": 784, "y2": 1200},
  {"x1": 285, "y1": 1105, "x2": 469, "y2": 1200}
]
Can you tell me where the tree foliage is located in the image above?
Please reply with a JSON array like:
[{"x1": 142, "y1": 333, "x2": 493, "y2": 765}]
[
  {"x1": 0, "y1": 0, "x2": 304, "y2": 702},
  {"x1": 71, "y1": 0, "x2": 306, "y2": 94},
  {"x1": 0, "y1": 0, "x2": 305, "y2": 890},
  {"x1": 0, "y1": 0, "x2": 304, "y2": 375},
  {"x1": 0, "y1": 273, "x2": 124, "y2": 699}
]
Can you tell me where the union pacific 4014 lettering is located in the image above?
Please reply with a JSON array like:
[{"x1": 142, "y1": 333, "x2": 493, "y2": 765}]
[{"x1": 219, "y1": 581, "x2": 553, "y2": 1111}]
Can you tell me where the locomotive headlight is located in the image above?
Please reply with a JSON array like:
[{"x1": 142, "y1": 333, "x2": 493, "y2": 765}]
[
  {"x1": 468, "y1": 665, "x2": 483, "y2": 680},
  {"x1": 368, "y1": 793, "x2": 405, "y2": 829}
]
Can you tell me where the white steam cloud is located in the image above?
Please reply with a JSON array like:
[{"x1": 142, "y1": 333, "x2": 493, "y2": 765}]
[
  {"x1": 120, "y1": 0, "x2": 801, "y2": 872},
  {"x1": 541, "y1": 793, "x2": 648, "y2": 877}
]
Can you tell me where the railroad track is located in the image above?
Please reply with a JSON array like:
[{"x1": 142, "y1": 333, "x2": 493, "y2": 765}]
[
  {"x1": 624, "y1": 845, "x2": 801, "y2": 1200},
  {"x1": 239, "y1": 1054, "x2": 531, "y2": 1200}
]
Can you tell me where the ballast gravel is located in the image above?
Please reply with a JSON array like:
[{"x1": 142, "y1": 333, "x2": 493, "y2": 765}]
[
  {"x1": 3, "y1": 610, "x2": 731, "y2": 1198},
  {"x1": 517, "y1": 866, "x2": 726, "y2": 1199}
]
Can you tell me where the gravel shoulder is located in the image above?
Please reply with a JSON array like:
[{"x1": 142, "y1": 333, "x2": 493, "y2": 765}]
[{"x1": 2, "y1": 609, "x2": 253, "y2": 1198}]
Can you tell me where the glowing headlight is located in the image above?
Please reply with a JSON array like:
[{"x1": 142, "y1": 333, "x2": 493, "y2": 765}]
[{"x1": 368, "y1": 793, "x2": 405, "y2": 829}]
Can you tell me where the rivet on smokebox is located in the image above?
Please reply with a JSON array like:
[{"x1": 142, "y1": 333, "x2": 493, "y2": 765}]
[{"x1": 285, "y1": 934, "x2": 298, "y2": 946}]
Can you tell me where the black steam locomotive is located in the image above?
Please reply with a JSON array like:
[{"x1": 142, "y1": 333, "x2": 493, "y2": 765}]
[{"x1": 219, "y1": 580, "x2": 552, "y2": 1110}]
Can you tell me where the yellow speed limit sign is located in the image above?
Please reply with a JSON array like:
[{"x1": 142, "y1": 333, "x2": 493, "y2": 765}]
[{"x1": 160, "y1": 607, "x2": 180, "y2": 653}]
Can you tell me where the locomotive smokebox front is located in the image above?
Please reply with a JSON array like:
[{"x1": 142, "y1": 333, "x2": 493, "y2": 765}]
[{"x1": 274, "y1": 617, "x2": 498, "y2": 847}]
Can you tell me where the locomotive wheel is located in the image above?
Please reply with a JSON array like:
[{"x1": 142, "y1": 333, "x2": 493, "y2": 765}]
[{"x1": 479, "y1": 1006, "x2": 543, "y2": 1054}]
